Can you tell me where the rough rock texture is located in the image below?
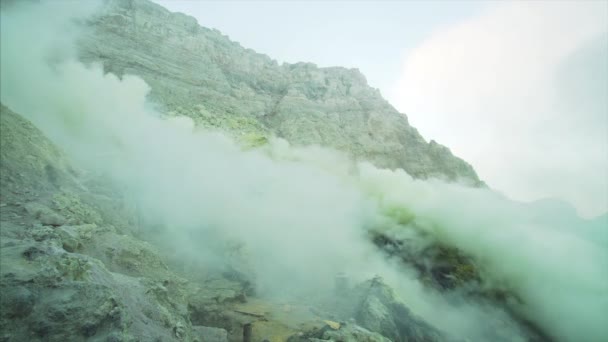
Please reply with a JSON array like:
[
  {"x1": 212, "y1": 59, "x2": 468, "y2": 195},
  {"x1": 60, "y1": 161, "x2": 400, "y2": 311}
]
[
  {"x1": 369, "y1": 231, "x2": 551, "y2": 342},
  {"x1": 77, "y1": 0, "x2": 483, "y2": 185},
  {"x1": 1, "y1": 102, "x2": 464, "y2": 341},
  {"x1": 0, "y1": 105, "x2": 248, "y2": 341},
  {"x1": 192, "y1": 326, "x2": 228, "y2": 342},
  {"x1": 353, "y1": 277, "x2": 448, "y2": 342},
  {"x1": 286, "y1": 277, "x2": 459, "y2": 342},
  {"x1": 288, "y1": 322, "x2": 392, "y2": 342},
  {"x1": 0, "y1": 105, "x2": 179, "y2": 341}
]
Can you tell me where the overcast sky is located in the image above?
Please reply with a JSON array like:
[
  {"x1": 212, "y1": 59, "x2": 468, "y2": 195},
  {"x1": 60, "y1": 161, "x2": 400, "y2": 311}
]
[{"x1": 153, "y1": 0, "x2": 607, "y2": 218}]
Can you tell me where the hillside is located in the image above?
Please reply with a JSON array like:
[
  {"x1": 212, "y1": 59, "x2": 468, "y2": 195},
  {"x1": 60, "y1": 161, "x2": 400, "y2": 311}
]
[
  {"x1": 1, "y1": 1, "x2": 606, "y2": 342},
  {"x1": 78, "y1": 0, "x2": 482, "y2": 184}
]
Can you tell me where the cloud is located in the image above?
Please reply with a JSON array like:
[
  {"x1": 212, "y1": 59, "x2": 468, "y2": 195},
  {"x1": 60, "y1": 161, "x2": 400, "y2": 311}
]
[{"x1": 391, "y1": 1, "x2": 608, "y2": 218}]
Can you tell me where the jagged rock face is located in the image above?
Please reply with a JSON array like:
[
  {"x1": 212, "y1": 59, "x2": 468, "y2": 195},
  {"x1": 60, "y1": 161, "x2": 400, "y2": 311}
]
[
  {"x1": 0, "y1": 105, "x2": 247, "y2": 341},
  {"x1": 0, "y1": 105, "x2": 177, "y2": 341},
  {"x1": 289, "y1": 277, "x2": 456, "y2": 342},
  {"x1": 353, "y1": 278, "x2": 448, "y2": 342},
  {"x1": 77, "y1": 0, "x2": 482, "y2": 184},
  {"x1": 0, "y1": 102, "x2": 462, "y2": 342},
  {"x1": 288, "y1": 323, "x2": 392, "y2": 342}
]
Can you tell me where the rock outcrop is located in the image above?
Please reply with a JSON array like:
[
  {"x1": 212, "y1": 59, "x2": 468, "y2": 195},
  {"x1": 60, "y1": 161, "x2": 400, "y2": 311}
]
[
  {"x1": 0, "y1": 105, "x2": 249, "y2": 341},
  {"x1": 1, "y1": 100, "x2": 471, "y2": 341},
  {"x1": 77, "y1": 0, "x2": 482, "y2": 185},
  {"x1": 0, "y1": 105, "x2": 171, "y2": 341}
]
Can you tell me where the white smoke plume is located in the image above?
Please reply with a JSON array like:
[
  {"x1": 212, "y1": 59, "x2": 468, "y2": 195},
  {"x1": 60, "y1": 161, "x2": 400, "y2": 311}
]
[{"x1": 1, "y1": 1, "x2": 606, "y2": 341}]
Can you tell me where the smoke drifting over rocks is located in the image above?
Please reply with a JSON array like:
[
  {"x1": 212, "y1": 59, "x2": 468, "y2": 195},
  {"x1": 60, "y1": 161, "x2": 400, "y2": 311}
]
[{"x1": 1, "y1": 1, "x2": 606, "y2": 341}]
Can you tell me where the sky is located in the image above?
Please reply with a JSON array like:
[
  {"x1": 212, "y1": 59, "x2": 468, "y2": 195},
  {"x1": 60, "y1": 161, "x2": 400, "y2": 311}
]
[{"x1": 153, "y1": 0, "x2": 608, "y2": 218}]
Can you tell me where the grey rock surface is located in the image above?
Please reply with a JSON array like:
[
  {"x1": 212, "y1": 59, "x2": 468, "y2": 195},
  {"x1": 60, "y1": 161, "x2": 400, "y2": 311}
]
[
  {"x1": 4, "y1": 103, "x2": 435, "y2": 341},
  {"x1": 0, "y1": 105, "x2": 237, "y2": 341},
  {"x1": 288, "y1": 322, "x2": 392, "y2": 342},
  {"x1": 353, "y1": 277, "x2": 447, "y2": 342},
  {"x1": 192, "y1": 326, "x2": 229, "y2": 342},
  {"x1": 78, "y1": 0, "x2": 483, "y2": 185}
]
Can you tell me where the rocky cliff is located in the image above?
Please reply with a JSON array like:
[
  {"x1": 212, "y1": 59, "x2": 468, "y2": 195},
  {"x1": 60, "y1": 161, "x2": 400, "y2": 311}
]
[{"x1": 78, "y1": 0, "x2": 482, "y2": 185}]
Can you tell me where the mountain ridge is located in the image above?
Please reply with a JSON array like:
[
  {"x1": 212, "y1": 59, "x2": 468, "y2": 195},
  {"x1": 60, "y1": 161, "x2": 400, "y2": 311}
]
[{"x1": 78, "y1": 0, "x2": 483, "y2": 185}]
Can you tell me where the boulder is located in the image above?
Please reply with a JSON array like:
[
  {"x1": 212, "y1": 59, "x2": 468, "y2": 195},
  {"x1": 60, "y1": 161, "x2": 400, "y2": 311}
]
[{"x1": 353, "y1": 277, "x2": 449, "y2": 342}]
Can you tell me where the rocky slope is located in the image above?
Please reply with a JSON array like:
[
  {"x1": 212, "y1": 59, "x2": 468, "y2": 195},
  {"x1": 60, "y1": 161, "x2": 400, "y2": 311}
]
[
  {"x1": 0, "y1": 103, "x2": 460, "y2": 341},
  {"x1": 77, "y1": 0, "x2": 482, "y2": 185},
  {"x1": 0, "y1": 104, "x2": 196, "y2": 341},
  {"x1": 2, "y1": 1, "x2": 568, "y2": 342}
]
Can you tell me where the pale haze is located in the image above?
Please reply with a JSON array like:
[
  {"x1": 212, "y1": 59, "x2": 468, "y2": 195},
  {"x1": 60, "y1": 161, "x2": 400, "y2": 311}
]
[
  {"x1": 154, "y1": 0, "x2": 608, "y2": 217},
  {"x1": 2, "y1": 1, "x2": 607, "y2": 341}
]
